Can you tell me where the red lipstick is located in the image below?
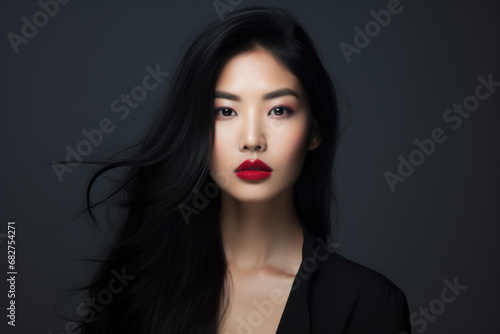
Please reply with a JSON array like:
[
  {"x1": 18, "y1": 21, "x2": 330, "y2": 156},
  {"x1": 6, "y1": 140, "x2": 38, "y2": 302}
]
[{"x1": 235, "y1": 159, "x2": 273, "y2": 180}]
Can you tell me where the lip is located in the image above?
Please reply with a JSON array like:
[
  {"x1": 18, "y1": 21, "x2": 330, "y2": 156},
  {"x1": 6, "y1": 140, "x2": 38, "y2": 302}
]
[{"x1": 235, "y1": 159, "x2": 272, "y2": 180}]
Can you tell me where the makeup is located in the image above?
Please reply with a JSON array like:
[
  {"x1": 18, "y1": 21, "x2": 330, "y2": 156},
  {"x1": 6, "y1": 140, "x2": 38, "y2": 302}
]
[{"x1": 235, "y1": 159, "x2": 273, "y2": 180}]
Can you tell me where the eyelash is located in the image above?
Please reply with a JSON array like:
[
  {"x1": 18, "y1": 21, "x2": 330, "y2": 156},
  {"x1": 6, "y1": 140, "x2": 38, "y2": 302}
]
[{"x1": 214, "y1": 106, "x2": 294, "y2": 118}]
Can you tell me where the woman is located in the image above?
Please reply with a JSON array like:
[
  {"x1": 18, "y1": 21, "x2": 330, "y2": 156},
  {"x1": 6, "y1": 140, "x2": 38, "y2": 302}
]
[{"x1": 77, "y1": 5, "x2": 411, "y2": 334}]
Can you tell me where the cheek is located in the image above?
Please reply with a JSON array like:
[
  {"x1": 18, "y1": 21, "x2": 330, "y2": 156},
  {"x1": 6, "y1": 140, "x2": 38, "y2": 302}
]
[
  {"x1": 271, "y1": 122, "x2": 309, "y2": 171},
  {"x1": 210, "y1": 134, "x2": 225, "y2": 171},
  {"x1": 209, "y1": 137, "x2": 227, "y2": 188},
  {"x1": 210, "y1": 125, "x2": 233, "y2": 173},
  {"x1": 210, "y1": 125, "x2": 243, "y2": 190}
]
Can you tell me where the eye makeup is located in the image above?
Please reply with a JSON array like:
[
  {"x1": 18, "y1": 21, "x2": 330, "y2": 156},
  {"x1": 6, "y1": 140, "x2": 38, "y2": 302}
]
[{"x1": 214, "y1": 105, "x2": 296, "y2": 118}]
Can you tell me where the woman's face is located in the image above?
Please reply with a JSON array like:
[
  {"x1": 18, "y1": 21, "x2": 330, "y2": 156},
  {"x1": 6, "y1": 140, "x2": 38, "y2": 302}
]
[{"x1": 210, "y1": 48, "x2": 321, "y2": 203}]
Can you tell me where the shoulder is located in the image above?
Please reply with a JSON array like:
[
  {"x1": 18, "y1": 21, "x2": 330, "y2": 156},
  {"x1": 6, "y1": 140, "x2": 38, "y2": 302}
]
[
  {"x1": 308, "y1": 251, "x2": 411, "y2": 333},
  {"x1": 320, "y1": 251, "x2": 402, "y2": 294}
]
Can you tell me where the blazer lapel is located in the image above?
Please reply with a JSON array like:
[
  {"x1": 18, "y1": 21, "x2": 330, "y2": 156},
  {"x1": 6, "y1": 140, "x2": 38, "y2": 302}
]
[{"x1": 275, "y1": 219, "x2": 317, "y2": 334}]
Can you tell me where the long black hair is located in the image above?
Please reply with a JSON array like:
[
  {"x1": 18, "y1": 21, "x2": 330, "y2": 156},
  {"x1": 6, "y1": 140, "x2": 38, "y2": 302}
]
[{"x1": 74, "y1": 5, "x2": 340, "y2": 333}]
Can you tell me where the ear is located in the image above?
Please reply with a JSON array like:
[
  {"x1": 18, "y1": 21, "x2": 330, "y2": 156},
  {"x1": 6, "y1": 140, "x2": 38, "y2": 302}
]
[{"x1": 308, "y1": 128, "x2": 321, "y2": 150}]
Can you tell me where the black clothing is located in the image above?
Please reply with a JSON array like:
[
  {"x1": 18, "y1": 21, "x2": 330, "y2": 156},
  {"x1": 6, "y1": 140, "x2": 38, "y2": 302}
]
[{"x1": 275, "y1": 220, "x2": 411, "y2": 333}]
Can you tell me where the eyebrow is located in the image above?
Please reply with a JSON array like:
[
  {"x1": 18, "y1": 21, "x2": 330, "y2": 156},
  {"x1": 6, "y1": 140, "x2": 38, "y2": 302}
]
[{"x1": 214, "y1": 88, "x2": 300, "y2": 101}]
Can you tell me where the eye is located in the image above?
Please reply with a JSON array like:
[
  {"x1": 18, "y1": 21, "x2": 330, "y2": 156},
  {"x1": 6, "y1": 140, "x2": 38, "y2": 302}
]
[
  {"x1": 268, "y1": 106, "x2": 294, "y2": 117},
  {"x1": 215, "y1": 107, "x2": 237, "y2": 117}
]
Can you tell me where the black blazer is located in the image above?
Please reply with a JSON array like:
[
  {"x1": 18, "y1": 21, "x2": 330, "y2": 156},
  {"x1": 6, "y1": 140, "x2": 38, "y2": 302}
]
[{"x1": 275, "y1": 219, "x2": 411, "y2": 333}]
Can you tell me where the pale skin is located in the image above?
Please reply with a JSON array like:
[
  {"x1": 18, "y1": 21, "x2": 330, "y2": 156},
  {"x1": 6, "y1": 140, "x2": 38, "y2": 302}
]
[{"x1": 210, "y1": 48, "x2": 321, "y2": 334}]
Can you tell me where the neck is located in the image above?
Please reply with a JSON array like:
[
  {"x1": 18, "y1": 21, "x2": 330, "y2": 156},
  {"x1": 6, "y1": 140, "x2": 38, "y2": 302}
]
[{"x1": 219, "y1": 188, "x2": 303, "y2": 271}]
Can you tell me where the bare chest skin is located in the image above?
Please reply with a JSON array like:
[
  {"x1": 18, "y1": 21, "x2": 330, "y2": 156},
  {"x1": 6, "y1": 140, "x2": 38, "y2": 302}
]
[{"x1": 218, "y1": 259, "x2": 301, "y2": 334}]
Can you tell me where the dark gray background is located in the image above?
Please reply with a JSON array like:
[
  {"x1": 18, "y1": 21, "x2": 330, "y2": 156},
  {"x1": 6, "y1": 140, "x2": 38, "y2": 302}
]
[{"x1": 1, "y1": 0, "x2": 499, "y2": 333}]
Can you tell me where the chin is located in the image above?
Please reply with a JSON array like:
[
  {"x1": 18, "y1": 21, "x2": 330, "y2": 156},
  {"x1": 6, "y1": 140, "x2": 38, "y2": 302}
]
[
  {"x1": 223, "y1": 186, "x2": 290, "y2": 204},
  {"x1": 226, "y1": 193, "x2": 276, "y2": 204}
]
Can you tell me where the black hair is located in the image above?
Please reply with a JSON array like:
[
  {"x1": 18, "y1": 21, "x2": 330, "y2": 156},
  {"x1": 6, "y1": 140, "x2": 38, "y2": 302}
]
[{"x1": 73, "y1": 5, "x2": 340, "y2": 333}]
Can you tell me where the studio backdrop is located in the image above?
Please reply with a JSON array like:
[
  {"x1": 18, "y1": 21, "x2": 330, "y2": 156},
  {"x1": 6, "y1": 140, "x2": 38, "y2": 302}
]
[{"x1": 1, "y1": 0, "x2": 499, "y2": 333}]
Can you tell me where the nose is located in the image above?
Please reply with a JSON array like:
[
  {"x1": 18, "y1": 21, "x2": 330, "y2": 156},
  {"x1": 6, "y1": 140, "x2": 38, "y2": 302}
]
[{"x1": 239, "y1": 109, "x2": 267, "y2": 153}]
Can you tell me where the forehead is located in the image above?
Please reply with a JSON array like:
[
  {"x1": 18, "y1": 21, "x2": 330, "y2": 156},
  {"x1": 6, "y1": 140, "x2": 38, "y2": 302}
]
[{"x1": 215, "y1": 49, "x2": 304, "y2": 95}]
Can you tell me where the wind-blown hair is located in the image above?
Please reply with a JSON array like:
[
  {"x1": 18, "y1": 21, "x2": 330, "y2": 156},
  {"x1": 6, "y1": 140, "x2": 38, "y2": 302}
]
[{"x1": 78, "y1": 5, "x2": 340, "y2": 333}]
